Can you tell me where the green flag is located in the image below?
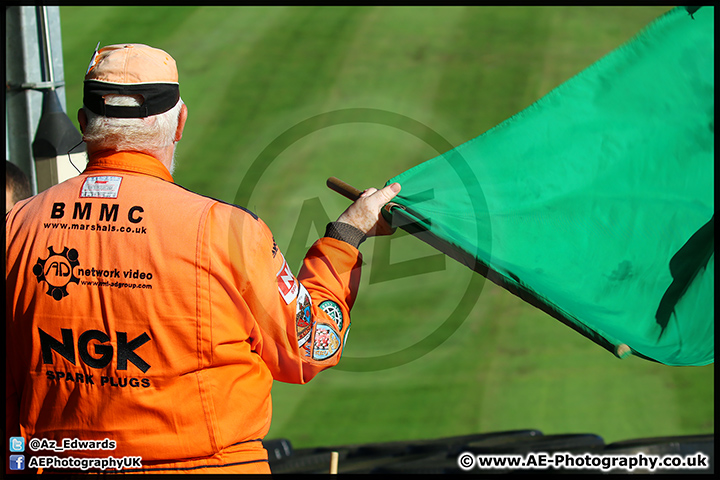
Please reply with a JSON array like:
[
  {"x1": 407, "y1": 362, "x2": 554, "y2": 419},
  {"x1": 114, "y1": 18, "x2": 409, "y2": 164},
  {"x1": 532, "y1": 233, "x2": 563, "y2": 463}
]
[{"x1": 385, "y1": 6, "x2": 714, "y2": 366}]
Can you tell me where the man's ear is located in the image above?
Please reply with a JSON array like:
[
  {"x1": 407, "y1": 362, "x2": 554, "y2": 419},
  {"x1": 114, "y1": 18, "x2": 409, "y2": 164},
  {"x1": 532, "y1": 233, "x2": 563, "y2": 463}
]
[
  {"x1": 175, "y1": 103, "x2": 188, "y2": 143},
  {"x1": 78, "y1": 108, "x2": 87, "y2": 134}
]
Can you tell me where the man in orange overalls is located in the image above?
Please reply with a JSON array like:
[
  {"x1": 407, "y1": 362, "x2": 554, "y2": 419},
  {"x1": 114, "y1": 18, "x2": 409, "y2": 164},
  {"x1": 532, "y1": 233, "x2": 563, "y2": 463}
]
[{"x1": 5, "y1": 44, "x2": 400, "y2": 474}]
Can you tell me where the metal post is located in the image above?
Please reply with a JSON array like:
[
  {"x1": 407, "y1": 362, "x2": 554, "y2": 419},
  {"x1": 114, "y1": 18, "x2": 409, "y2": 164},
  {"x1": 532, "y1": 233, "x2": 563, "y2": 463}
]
[
  {"x1": 5, "y1": 6, "x2": 82, "y2": 195},
  {"x1": 32, "y1": 5, "x2": 86, "y2": 191}
]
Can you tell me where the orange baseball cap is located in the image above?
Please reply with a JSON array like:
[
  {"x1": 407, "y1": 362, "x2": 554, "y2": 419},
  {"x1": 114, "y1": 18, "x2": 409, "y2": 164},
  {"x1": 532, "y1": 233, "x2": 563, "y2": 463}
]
[{"x1": 83, "y1": 43, "x2": 180, "y2": 118}]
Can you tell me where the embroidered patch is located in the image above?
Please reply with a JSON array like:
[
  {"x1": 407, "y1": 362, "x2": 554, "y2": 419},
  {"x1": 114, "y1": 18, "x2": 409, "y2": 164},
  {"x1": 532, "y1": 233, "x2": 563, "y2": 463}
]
[
  {"x1": 295, "y1": 284, "x2": 313, "y2": 348},
  {"x1": 276, "y1": 255, "x2": 298, "y2": 305},
  {"x1": 302, "y1": 340, "x2": 313, "y2": 359},
  {"x1": 80, "y1": 176, "x2": 123, "y2": 198},
  {"x1": 319, "y1": 300, "x2": 343, "y2": 331},
  {"x1": 312, "y1": 324, "x2": 341, "y2": 361}
]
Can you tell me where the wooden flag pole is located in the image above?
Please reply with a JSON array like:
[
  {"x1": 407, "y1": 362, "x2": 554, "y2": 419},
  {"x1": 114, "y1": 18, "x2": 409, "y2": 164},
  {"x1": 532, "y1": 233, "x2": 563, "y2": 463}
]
[{"x1": 327, "y1": 176, "x2": 361, "y2": 201}]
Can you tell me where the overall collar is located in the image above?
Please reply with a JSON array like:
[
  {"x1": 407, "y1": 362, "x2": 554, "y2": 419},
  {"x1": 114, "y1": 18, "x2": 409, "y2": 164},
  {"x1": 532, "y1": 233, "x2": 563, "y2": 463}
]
[{"x1": 83, "y1": 151, "x2": 174, "y2": 183}]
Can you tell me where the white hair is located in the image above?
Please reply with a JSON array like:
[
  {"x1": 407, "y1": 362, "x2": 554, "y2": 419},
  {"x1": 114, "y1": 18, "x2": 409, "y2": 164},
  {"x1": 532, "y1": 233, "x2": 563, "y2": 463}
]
[{"x1": 82, "y1": 95, "x2": 184, "y2": 173}]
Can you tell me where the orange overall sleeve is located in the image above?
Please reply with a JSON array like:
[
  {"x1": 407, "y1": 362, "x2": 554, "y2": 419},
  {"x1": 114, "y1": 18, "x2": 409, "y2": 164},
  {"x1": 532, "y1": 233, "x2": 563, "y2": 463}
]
[{"x1": 205, "y1": 203, "x2": 362, "y2": 385}]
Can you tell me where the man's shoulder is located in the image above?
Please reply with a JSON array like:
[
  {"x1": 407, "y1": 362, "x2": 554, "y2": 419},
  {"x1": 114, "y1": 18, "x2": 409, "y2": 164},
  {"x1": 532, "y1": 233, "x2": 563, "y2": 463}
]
[{"x1": 170, "y1": 183, "x2": 259, "y2": 221}]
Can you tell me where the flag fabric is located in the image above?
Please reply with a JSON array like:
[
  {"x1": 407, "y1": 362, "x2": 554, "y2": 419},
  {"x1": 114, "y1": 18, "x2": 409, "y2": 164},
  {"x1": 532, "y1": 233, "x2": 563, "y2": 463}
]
[{"x1": 384, "y1": 6, "x2": 713, "y2": 366}]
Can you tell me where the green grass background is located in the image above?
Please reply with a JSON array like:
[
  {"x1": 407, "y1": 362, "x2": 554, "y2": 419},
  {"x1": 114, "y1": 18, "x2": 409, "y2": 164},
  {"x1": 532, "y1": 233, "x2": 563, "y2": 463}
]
[{"x1": 60, "y1": 6, "x2": 713, "y2": 448}]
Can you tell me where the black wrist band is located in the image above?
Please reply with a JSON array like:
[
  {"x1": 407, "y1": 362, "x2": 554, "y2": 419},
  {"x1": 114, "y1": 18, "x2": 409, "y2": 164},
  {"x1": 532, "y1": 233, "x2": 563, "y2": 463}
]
[{"x1": 324, "y1": 222, "x2": 366, "y2": 248}]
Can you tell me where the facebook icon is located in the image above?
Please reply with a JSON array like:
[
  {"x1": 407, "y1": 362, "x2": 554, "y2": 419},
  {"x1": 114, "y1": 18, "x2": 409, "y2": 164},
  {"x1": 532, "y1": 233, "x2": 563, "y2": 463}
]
[{"x1": 9, "y1": 454, "x2": 25, "y2": 470}]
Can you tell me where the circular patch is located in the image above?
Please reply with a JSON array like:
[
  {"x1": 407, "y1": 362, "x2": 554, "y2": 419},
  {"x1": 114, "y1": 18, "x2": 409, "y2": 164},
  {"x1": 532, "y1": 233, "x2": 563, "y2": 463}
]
[
  {"x1": 312, "y1": 324, "x2": 341, "y2": 361},
  {"x1": 319, "y1": 300, "x2": 343, "y2": 331}
]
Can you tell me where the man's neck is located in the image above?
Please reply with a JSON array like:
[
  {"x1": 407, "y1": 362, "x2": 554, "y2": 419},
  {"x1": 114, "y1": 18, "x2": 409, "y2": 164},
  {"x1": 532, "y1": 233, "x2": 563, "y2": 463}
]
[{"x1": 87, "y1": 145, "x2": 174, "y2": 172}]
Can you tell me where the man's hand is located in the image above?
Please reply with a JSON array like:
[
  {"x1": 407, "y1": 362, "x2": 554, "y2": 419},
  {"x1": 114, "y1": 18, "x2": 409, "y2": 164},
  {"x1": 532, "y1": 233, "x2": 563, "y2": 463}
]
[{"x1": 336, "y1": 183, "x2": 401, "y2": 237}]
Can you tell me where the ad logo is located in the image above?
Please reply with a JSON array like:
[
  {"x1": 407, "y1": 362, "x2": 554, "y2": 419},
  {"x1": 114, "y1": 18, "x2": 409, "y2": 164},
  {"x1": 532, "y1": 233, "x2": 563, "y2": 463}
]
[{"x1": 33, "y1": 246, "x2": 80, "y2": 300}]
